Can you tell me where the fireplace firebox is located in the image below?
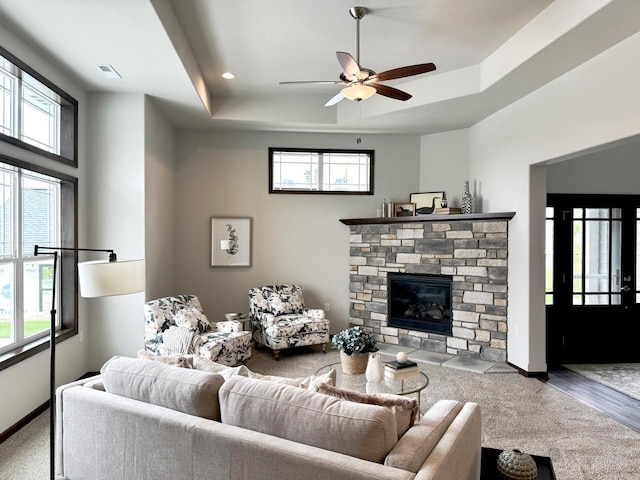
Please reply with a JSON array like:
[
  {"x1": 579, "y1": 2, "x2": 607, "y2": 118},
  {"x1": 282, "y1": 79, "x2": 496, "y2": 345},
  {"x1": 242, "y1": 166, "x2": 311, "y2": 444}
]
[{"x1": 388, "y1": 273, "x2": 452, "y2": 335}]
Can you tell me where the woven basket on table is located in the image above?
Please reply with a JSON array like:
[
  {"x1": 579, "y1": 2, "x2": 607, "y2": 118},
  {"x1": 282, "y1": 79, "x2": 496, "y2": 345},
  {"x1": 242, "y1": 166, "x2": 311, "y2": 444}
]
[{"x1": 339, "y1": 350, "x2": 368, "y2": 375}]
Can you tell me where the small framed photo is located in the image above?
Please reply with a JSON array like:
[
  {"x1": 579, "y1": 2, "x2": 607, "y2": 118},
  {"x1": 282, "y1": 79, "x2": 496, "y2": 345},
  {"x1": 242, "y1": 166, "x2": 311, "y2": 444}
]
[
  {"x1": 211, "y1": 217, "x2": 252, "y2": 267},
  {"x1": 393, "y1": 202, "x2": 416, "y2": 217},
  {"x1": 410, "y1": 191, "x2": 445, "y2": 215}
]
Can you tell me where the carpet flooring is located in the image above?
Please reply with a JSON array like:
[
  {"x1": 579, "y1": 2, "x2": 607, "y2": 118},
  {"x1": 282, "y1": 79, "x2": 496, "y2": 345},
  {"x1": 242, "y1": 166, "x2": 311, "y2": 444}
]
[
  {"x1": 563, "y1": 363, "x2": 640, "y2": 401},
  {"x1": 1, "y1": 348, "x2": 639, "y2": 480}
]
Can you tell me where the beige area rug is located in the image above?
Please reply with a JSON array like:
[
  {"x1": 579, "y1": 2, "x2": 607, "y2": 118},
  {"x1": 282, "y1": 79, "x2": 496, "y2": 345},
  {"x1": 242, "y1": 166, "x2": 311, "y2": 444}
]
[
  {"x1": 1, "y1": 348, "x2": 639, "y2": 480},
  {"x1": 563, "y1": 363, "x2": 640, "y2": 401}
]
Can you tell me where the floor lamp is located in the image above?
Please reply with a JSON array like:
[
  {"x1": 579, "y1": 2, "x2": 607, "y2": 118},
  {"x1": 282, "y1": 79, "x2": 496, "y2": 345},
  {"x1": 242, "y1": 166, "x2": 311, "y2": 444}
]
[{"x1": 33, "y1": 245, "x2": 145, "y2": 480}]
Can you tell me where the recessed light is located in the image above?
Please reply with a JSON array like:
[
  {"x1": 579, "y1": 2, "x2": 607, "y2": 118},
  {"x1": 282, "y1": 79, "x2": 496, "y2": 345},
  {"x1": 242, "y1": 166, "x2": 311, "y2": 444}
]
[
  {"x1": 95, "y1": 64, "x2": 122, "y2": 79},
  {"x1": 222, "y1": 72, "x2": 236, "y2": 80}
]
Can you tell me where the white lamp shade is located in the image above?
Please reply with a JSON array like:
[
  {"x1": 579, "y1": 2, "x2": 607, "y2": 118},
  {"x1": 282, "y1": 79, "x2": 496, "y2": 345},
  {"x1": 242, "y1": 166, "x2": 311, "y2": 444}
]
[
  {"x1": 341, "y1": 84, "x2": 376, "y2": 101},
  {"x1": 77, "y1": 259, "x2": 145, "y2": 298},
  {"x1": 220, "y1": 240, "x2": 231, "y2": 250}
]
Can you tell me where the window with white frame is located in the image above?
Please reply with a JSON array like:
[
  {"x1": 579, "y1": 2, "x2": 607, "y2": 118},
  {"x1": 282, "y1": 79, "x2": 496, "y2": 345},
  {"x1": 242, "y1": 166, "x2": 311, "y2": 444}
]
[
  {"x1": 269, "y1": 148, "x2": 374, "y2": 194},
  {"x1": 0, "y1": 47, "x2": 77, "y2": 166}
]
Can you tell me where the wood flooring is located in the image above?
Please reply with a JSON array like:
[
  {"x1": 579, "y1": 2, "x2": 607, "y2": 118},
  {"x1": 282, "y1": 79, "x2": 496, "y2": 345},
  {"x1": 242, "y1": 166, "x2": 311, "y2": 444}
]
[{"x1": 543, "y1": 368, "x2": 640, "y2": 433}]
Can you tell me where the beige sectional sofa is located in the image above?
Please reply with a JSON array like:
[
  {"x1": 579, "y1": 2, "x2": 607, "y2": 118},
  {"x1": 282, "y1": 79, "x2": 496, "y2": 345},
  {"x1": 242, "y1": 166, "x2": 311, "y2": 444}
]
[{"x1": 56, "y1": 357, "x2": 481, "y2": 480}]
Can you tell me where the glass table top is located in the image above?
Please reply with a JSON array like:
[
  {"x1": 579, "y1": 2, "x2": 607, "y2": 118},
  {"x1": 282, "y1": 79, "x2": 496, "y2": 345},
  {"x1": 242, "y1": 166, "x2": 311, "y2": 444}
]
[{"x1": 316, "y1": 360, "x2": 429, "y2": 397}]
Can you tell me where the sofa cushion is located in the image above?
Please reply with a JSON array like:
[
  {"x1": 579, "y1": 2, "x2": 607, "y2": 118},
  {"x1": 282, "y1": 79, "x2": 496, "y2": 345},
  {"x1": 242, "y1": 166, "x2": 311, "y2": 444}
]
[
  {"x1": 384, "y1": 399, "x2": 463, "y2": 473},
  {"x1": 218, "y1": 376, "x2": 398, "y2": 463},
  {"x1": 100, "y1": 356, "x2": 224, "y2": 420},
  {"x1": 309, "y1": 381, "x2": 419, "y2": 437}
]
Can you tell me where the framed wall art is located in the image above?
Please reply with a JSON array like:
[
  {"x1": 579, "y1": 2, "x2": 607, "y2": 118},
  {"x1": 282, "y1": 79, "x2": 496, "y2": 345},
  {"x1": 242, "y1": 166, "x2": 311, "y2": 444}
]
[
  {"x1": 211, "y1": 217, "x2": 252, "y2": 267},
  {"x1": 392, "y1": 202, "x2": 416, "y2": 217},
  {"x1": 410, "y1": 191, "x2": 445, "y2": 215}
]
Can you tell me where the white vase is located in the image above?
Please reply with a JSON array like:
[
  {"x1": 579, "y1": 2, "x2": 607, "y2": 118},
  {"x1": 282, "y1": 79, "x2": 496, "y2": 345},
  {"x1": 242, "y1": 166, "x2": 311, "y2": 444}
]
[{"x1": 365, "y1": 352, "x2": 384, "y2": 383}]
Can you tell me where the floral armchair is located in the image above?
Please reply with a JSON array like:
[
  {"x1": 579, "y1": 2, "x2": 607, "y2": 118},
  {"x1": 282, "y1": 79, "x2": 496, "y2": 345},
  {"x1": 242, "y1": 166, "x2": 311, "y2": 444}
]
[
  {"x1": 143, "y1": 294, "x2": 251, "y2": 366},
  {"x1": 248, "y1": 285, "x2": 330, "y2": 360}
]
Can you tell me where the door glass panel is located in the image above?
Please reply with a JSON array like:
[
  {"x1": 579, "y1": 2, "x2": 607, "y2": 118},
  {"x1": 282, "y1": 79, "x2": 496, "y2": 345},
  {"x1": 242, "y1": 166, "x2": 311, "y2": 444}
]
[
  {"x1": 584, "y1": 221, "x2": 609, "y2": 293},
  {"x1": 572, "y1": 209, "x2": 623, "y2": 306},
  {"x1": 586, "y1": 208, "x2": 608, "y2": 219},
  {"x1": 611, "y1": 294, "x2": 621, "y2": 305}
]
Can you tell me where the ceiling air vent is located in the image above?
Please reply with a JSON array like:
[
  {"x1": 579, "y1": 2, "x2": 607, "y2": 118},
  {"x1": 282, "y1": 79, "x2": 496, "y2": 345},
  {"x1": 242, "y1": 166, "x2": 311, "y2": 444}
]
[{"x1": 95, "y1": 64, "x2": 122, "y2": 79}]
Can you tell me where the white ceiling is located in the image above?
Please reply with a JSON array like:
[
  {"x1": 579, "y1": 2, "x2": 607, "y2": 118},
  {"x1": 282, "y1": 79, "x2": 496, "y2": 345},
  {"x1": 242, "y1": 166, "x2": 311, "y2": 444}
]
[{"x1": 0, "y1": 0, "x2": 639, "y2": 135}]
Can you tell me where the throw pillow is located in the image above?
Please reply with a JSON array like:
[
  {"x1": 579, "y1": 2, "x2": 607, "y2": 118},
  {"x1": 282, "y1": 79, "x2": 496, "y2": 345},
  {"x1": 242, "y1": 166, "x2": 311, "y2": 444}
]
[
  {"x1": 174, "y1": 307, "x2": 211, "y2": 334},
  {"x1": 309, "y1": 381, "x2": 419, "y2": 437}
]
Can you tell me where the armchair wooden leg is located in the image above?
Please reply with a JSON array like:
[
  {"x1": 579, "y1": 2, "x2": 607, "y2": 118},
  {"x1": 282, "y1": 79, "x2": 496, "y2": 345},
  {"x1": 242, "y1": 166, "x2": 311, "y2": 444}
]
[
  {"x1": 322, "y1": 343, "x2": 327, "y2": 354},
  {"x1": 273, "y1": 349, "x2": 280, "y2": 361}
]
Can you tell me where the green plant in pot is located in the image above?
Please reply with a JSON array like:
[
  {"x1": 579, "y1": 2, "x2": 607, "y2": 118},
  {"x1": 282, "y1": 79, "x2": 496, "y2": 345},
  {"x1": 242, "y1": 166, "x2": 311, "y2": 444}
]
[{"x1": 331, "y1": 326, "x2": 378, "y2": 375}]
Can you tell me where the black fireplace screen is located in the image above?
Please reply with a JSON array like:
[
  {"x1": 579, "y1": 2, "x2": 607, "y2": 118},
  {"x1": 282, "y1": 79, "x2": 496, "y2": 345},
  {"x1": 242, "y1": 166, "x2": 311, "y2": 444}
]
[{"x1": 388, "y1": 273, "x2": 452, "y2": 335}]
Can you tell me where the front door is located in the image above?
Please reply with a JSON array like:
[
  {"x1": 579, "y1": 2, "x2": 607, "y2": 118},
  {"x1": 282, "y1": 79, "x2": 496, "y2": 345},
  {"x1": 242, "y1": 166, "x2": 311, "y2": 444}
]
[{"x1": 546, "y1": 194, "x2": 640, "y2": 365}]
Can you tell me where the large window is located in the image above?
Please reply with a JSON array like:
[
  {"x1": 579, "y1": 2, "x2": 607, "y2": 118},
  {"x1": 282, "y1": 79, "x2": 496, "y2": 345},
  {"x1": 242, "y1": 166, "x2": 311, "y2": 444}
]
[
  {"x1": 0, "y1": 47, "x2": 77, "y2": 166},
  {"x1": 269, "y1": 148, "x2": 374, "y2": 194},
  {"x1": 0, "y1": 157, "x2": 77, "y2": 370}
]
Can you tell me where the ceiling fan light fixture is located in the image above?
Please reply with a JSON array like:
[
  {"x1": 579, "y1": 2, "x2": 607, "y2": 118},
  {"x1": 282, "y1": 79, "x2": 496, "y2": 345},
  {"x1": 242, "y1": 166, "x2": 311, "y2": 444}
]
[{"x1": 341, "y1": 84, "x2": 376, "y2": 101}]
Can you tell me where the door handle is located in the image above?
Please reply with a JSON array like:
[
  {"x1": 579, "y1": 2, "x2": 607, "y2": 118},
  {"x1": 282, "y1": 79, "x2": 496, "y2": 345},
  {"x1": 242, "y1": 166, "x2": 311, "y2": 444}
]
[{"x1": 620, "y1": 285, "x2": 631, "y2": 292}]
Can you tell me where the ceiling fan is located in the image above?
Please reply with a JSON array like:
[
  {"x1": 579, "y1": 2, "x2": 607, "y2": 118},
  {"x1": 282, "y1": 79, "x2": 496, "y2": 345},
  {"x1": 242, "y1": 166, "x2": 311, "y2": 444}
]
[{"x1": 279, "y1": 6, "x2": 436, "y2": 106}]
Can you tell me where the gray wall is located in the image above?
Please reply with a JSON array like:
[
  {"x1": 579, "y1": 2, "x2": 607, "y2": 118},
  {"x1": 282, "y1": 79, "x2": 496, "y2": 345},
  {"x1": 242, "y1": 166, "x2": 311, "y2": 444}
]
[
  {"x1": 547, "y1": 139, "x2": 640, "y2": 194},
  {"x1": 144, "y1": 97, "x2": 178, "y2": 300},
  {"x1": 173, "y1": 130, "x2": 420, "y2": 332},
  {"x1": 85, "y1": 93, "x2": 146, "y2": 369}
]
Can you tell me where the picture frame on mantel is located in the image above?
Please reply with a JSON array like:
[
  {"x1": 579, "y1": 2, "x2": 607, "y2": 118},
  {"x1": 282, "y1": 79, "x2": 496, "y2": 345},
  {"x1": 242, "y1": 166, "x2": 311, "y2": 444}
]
[
  {"x1": 410, "y1": 191, "x2": 445, "y2": 215},
  {"x1": 211, "y1": 217, "x2": 252, "y2": 267},
  {"x1": 393, "y1": 202, "x2": 416, "y2": 217}
]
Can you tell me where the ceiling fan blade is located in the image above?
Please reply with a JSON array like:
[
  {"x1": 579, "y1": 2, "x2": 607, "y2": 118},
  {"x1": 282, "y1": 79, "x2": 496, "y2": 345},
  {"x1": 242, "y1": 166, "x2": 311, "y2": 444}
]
[
  {"x1": 324, "y1": 92, "x2": 345, "y2": 107},
  {"x1": 279, "y1": 80, "x2": 342, "y2": 85},
  {"x1": 370, "y1": 63, "x2": 436, "y2": 82},
  {"x1": 369, "y1": 83, "x2": 412, "y2": 101},
  {"x1": 336, "y1": 51, "x2": 361, "y2": 80}
]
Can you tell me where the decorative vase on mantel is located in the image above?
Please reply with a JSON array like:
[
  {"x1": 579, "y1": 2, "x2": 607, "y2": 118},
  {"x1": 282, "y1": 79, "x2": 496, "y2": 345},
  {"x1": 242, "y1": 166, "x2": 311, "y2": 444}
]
[
  {"x1": 462, "y1": 180, "x2": 474, "y2": 214},
  {"x1": 340, "y1": 350, "x2": 368, "y2": 375}
]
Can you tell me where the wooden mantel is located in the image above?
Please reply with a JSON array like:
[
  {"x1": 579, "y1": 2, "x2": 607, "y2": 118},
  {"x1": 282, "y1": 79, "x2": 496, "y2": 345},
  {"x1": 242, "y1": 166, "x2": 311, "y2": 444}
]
[{"x1": 339, "y1": 212, "x2": 516, "y2": 226}]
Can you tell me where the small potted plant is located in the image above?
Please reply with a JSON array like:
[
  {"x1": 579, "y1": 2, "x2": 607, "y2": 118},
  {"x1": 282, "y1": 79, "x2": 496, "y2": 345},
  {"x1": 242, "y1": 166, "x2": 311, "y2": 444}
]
[{"x1": 331, "y1": 326, "x2": 378, "y2": 374}]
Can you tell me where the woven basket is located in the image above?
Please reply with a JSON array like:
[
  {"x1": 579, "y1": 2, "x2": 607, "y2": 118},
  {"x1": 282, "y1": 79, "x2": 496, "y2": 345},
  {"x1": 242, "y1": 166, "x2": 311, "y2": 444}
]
[{"x1": 340, "y1": 350, "x2": 368, "y2": 375}]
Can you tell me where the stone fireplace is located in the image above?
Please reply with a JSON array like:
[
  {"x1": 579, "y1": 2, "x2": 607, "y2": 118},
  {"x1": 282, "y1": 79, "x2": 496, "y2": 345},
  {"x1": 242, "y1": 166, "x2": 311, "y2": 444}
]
[{"x1": 340, "y1": 213, "x2": 514, "y2": 362}]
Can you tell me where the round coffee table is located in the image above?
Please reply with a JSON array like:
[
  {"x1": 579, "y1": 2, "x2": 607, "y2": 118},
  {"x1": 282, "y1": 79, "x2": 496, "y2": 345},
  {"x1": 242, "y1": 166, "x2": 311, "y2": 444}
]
[{"x1": 316, "y1": 361, "x2": 429, "y2": 410}]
